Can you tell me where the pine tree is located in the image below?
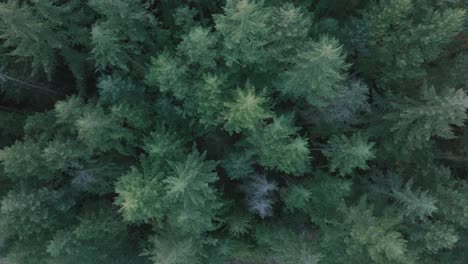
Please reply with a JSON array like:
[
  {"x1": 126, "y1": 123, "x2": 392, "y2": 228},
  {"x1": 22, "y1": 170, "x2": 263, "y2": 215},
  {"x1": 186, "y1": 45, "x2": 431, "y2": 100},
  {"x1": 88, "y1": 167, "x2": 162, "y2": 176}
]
[
  {"x1": 223, "y1": 84, "x2": 272, "y2": 134},
  {"x1": 89, "y1": 0, "x2": 159, "y2": 72},
  {"x1": 115, "y1": 167, "x2": 166, "y2": 223},
  {"x1": 384, "y1": 86, "x2": 468, "y2": 149},
  {"x1": 145, "y1": 51, "x2": 190, "y2": 100},
  {"x1": 353, "y1": 0, "x2": 466, "y2": 87},
  {"x1": 320, "y1": 198, "x2": 413, "y2": 264},
  {"x1": 191, "y1": 74, "x2": 226, "y2": 127},
  {"x1": 76, "y1": 106, "x2": 135, "y2": 154},
  {"x1": 177, "y1": 26, "x2": 218, "y2": 68},
  {"x1": 278, "y1": 36, "x2": 349, "y2": 108},
  {"x1": 255, "y1": 225, "x2": 321, "y2": 264},
  {"x1": 0, "y1": 188, "x2": 73, "y2": 240},
  {"x1": 247, "y1": 115, "x2": 311, "y2": 176},
  {"x1": 0, "y1": 1, "x2": 467, "y2": 263},
  {"x1": 164, "y1": 149, "x2": 222, "y2": 235},
  {"x1": 323, "y1": 133, "x2": 375, "y2": 176},
  {"x1": 97, "y1": 73, "x2": 145, "y2": 104},
  {"x1": 0, "y1": 0, "x2": 92, "y2": 86},
  {"x1": 0, "y1": 140, "x2": 53, "y2": 181}
]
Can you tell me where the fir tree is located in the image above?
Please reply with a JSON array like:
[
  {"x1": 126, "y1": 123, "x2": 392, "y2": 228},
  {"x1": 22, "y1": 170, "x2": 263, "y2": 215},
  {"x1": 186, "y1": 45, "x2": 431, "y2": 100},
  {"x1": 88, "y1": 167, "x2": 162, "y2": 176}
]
[
  {"x1": 247, "y1": 115, "x2": 311, "y2": 176},
  {"x1": 384, "y1": 86, "x2": 468, "y2": 149},
  {"x1": 323, "y1": 133, "x2": 375, "y2": 176},
  {"x1": 0, "y1": 1, "x2": 467, "y2": 263}
]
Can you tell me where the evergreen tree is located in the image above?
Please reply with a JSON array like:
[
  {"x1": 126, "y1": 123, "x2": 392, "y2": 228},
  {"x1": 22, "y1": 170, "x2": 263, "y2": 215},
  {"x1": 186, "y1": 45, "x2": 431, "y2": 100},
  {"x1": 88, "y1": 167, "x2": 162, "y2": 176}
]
[
  {"x1": 278, "y1": 36, "x2": 349, "y2": 108},
  {"x1": 323, "y1": 133, "x2": 375, "y2": 176},
  {"x1": 352, "y1": 0, "x2": 466, "y2": 87},
  {"x1": 384, "y1": 86, "x2": 468, "y2": 149},
  {"x1": 247, "y1": 115, "x2": 311, "y2": 176},
  {"x1": 223, "y1": 84, "x2": 272, "y2": 134},
  {"x1": 0, "y1": 1, "x2": 467, "y2": 263}
]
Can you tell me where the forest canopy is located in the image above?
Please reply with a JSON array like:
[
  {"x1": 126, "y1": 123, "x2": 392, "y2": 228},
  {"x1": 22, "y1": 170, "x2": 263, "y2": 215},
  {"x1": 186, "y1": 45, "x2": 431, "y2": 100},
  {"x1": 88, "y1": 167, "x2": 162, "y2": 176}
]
[{"x1": 0, "y1": 0, "x2": 467, "y2": 263}]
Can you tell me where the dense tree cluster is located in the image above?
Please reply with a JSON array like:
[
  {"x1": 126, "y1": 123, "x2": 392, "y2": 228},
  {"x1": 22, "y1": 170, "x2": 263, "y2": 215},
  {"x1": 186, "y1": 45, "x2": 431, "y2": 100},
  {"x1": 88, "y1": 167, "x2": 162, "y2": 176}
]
[{"x1": 0, "y1": 0, "x2": 467, "y2": 263}]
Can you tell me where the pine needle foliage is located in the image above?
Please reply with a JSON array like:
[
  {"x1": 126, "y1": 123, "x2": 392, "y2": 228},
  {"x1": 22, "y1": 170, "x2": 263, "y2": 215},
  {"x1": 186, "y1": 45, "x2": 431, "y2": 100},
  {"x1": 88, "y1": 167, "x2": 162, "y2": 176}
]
[{"x1": 0, "y1": 1, "x2": 467, "y2": 263}]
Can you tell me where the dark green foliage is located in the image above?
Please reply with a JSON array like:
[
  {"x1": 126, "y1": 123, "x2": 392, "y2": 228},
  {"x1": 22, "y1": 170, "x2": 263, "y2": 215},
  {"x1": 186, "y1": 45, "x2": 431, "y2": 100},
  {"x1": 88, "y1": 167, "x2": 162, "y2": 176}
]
[
  {"x1": 89, "y1": 0, "x2": 159, "y2": 72},
  {"x1": 352, "y1": 0, "x2": 466, "y2": 87},
  {"x1": 0, "y1": 1, "x2": 467, "y2": 263},
  {"x1": 0, "y1": 188, "x2": 73, "y2": 240},
  {"x1": 98, "y1": 74, "x2": 145, "y2": 104},
  {"x1": 0, "y1": 0, "x2": 91, "y2": 81},
  {"x1": 255, "y1": 225, "x2": 321, "y2": 263},
  {"x1": 47, "y1": 205, "x2": 147, "y2": 264},
  {"x1": 0, "y1": 140, "x2": 58, "y2": 181}
]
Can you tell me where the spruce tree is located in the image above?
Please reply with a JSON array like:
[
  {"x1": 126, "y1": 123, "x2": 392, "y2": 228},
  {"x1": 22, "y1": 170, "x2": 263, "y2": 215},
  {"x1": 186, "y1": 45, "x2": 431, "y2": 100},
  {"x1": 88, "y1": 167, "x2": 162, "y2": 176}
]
[{"x1": 0, "y1": 1, "x2": 467, "y2": 263}]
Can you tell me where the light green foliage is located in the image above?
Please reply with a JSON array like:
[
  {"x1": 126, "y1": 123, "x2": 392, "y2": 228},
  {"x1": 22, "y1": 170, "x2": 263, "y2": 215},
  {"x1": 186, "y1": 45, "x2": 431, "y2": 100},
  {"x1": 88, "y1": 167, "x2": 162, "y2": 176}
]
[
  {"x1": 54, "y1": 96, "x2": 87, "y2": 125},
  {"x1": 269, "y1": 3, "x2": 312, "y2": 62},
  {"x1": 345, "y1": 202, "x2": 409, "y2": 264},
  {"x1": 385, "y1": 87, "x2": 468, "y2": 148},
  {"x1": 214, "y1": 0, "x2": 273, "y2": 66},
  {"x1": 164, "y1": 150, "x2": 222, "y2": 235},
  {"x1": 392, "y1": 180, "x2": 438, "y2": 222},
  {"x1": 278, "y1": 36, "x2": 349, "y2": 107},
  {"x1": 115, "y1": 168, "x2": 166, "y2": 223},
  {"x1": 373, "y1": 172, "x2": 438, "y2": 222},
  {"x1": 324, "y1": 133, "x2": 375, "y2": 176},
  {"x1": 145, "y1": 52, "x2": 190, "y2": 99},
  {"x1": 177, "y1": 27, "x2": 218, "y2": 68},
  {"x1": 76, "y1": 107, "x2": 135, "y2": 153},
  {"x1": 321, "y1": 198, "x2": 412, "y2": 264},
  {"x1": 142, "y1": 130, "x2": 186, "y2": 170},
  {"x1": 248, "y1": 115, "x2": 311, "y2": 176},
  {"x1": 223, "y1": 85, "x2": 272, "y2": 134}
]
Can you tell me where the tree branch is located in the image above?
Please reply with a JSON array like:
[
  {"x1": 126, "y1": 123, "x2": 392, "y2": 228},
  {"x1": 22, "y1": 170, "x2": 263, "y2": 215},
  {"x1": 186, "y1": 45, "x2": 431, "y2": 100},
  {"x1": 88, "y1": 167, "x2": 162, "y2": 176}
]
[{"x1": 0, "y1": 72, "x2": 64, "y2": 97}]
